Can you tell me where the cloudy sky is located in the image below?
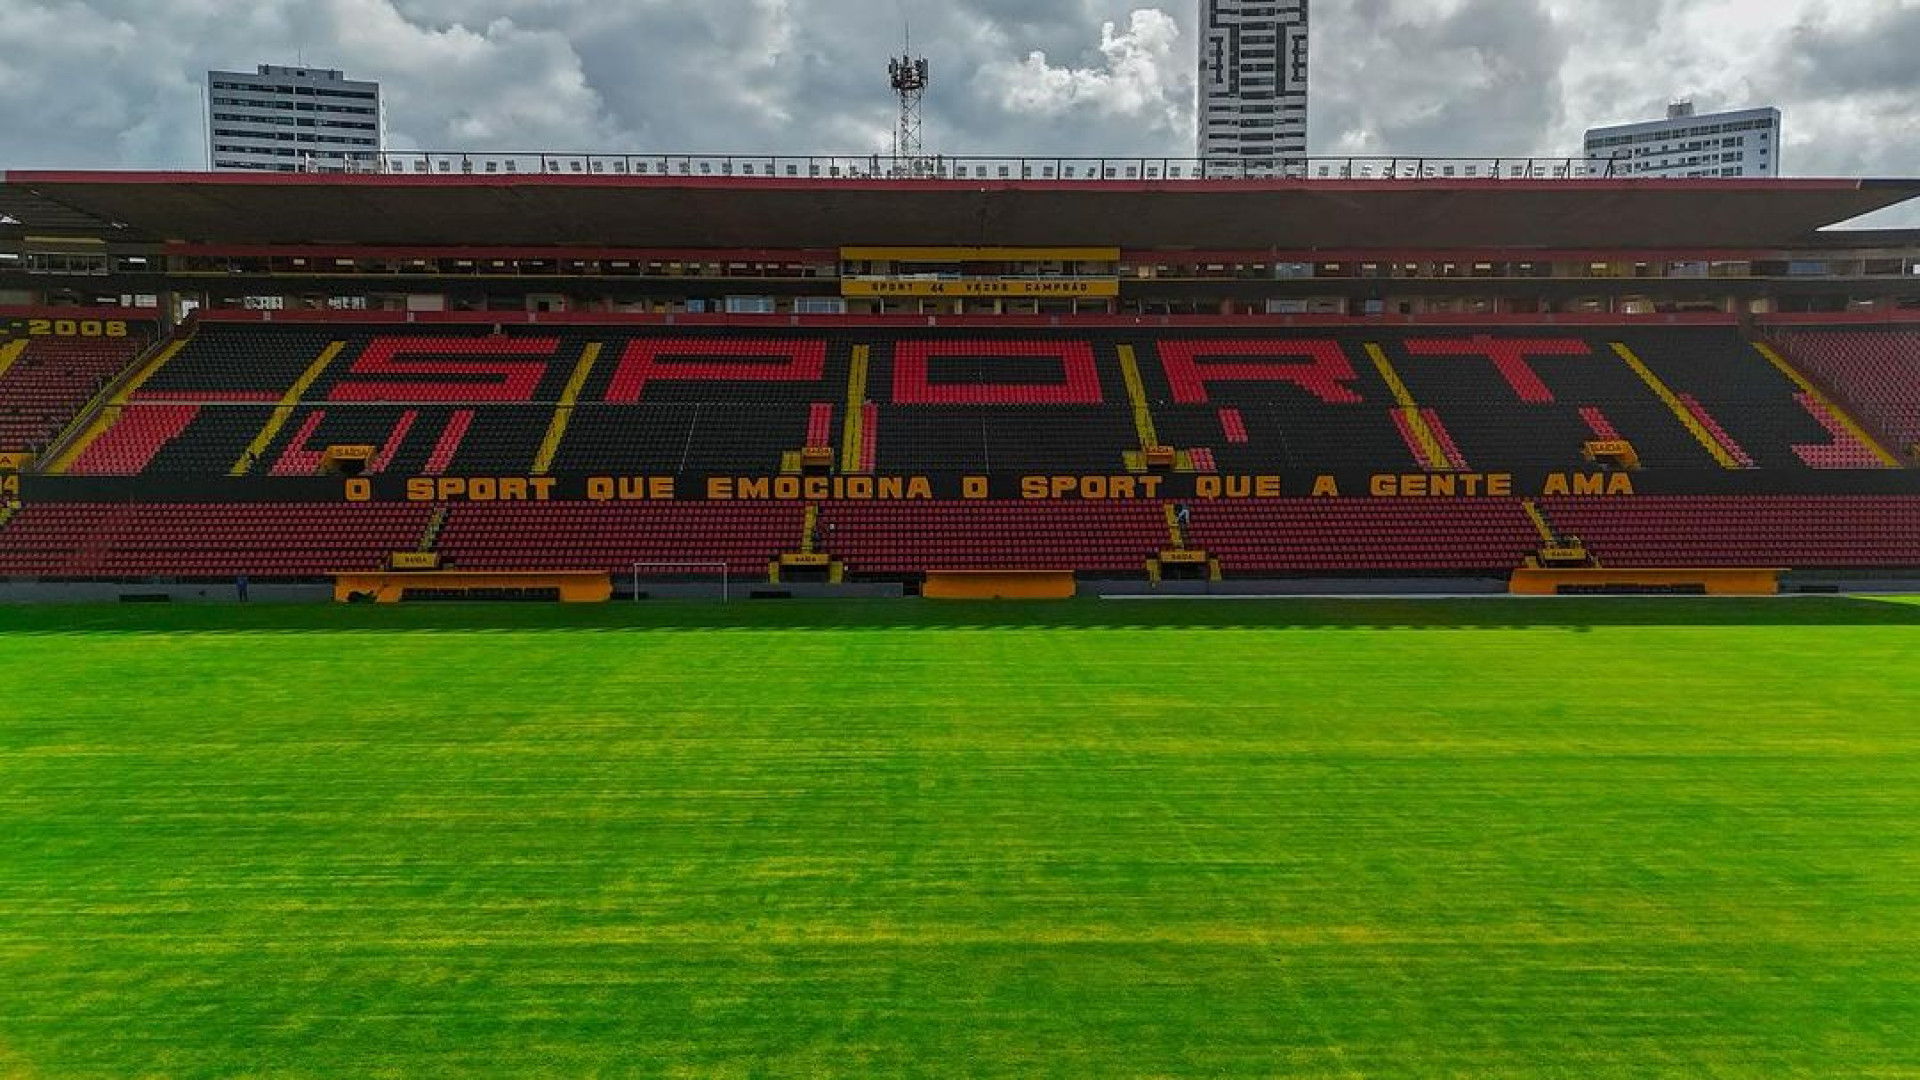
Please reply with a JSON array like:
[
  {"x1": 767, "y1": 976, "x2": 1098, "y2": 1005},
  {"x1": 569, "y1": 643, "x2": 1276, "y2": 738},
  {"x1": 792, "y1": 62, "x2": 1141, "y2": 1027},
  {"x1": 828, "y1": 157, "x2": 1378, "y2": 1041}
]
[{"x1": 2, "y1": 0, "x2": 1917, "y2": 177}]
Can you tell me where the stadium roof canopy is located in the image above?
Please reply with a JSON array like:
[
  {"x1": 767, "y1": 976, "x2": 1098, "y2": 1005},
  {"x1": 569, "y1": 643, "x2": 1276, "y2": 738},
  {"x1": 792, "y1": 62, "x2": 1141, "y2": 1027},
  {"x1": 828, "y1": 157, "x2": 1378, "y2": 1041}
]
[{"x1": 5, "y1": 171, "x2": 1920, "y2": 253}]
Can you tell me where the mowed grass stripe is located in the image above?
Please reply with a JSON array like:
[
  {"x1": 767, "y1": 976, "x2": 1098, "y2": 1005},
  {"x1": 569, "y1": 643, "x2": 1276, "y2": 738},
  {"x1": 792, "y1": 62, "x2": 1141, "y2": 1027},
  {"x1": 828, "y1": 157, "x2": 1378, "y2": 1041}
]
[{"x1": 1, "y1": 602, "x2": 1917, "y2": 1077}]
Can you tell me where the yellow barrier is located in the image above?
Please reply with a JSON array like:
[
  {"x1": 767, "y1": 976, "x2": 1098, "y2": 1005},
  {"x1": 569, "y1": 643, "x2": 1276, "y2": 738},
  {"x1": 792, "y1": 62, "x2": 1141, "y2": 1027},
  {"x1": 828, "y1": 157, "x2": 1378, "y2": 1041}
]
[
  {"x1": 923, "y1": 570, "x2": 1077, "y2": 601},
  {"x1": 47, "y1": 333, "x2": 197, "y2": 475},
  {"x1": 1365, "y1": 344, "x2": 1451, "y2": 470},
  {"x1": 334, "y1": 571, "x2": 612, "y2": 604},
  {"x1": 1117, "y1": 345, "x2": 1160, "y2": 451},
  {"x1": 841, "y1": 345, "x2": 869, "y2": 473},
  {"x1": 0, "y1": 339, "x2": 27, "y2": 381},
  {"x1": 1612, "y1": 342, "x2": 1742, "y2": 469},
  {"x1": 232, "y1": 341, "x2": 345, "y2": 476},
  {"x1": 1752, "y1": 342, "x2": 1900, "y2": 468},
  {"x1": 532, "y1": 342, "x2": 602, "y2": 475},
  {"x1": 1511, "y1": 567, "x2": 1783, "y2": 597}
]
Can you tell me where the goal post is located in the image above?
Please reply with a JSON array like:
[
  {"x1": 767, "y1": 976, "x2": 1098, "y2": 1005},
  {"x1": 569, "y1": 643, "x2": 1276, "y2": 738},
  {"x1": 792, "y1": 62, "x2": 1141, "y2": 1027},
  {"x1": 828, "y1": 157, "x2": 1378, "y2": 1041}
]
[{"x1": 629, "y1": 561, "x2": 732, "y2": 602}]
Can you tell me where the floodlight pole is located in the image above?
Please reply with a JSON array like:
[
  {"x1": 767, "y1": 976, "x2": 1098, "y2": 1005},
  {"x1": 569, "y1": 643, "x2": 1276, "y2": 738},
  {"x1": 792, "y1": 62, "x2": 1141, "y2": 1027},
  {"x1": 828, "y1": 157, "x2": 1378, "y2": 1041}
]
[{"x1": 889, "y1": 32, "x2": 929, "y2": 178}]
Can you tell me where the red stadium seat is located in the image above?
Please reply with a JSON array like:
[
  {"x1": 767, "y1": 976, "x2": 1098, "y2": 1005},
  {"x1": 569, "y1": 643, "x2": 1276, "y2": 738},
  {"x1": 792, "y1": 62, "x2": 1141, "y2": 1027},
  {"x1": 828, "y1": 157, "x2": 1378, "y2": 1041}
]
[{"x1": 9, "y1": 320, "x2": 1920, "y2": 582}]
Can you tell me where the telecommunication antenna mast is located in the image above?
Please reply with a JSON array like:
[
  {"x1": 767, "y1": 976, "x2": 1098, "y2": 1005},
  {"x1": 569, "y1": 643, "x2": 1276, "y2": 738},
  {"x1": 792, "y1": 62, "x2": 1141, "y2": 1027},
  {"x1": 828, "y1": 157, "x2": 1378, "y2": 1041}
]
[{"x1": 889, "y1": 29, "x2": 929, "y2": 176}]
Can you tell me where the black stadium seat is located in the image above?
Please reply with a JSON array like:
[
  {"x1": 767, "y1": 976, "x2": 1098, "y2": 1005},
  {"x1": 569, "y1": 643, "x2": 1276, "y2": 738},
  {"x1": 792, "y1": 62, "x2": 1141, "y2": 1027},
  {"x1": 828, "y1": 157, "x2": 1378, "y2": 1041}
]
[{"x1": 11, "y1": 319, "x2": 1920, "y2": 580}]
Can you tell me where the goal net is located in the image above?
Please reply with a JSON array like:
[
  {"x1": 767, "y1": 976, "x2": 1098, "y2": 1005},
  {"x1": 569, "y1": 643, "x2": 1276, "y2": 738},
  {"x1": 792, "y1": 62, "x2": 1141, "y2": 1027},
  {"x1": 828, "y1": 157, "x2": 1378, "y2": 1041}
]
[{"x1": 628, "y1": 561, "x2": 733, "y2": 602}]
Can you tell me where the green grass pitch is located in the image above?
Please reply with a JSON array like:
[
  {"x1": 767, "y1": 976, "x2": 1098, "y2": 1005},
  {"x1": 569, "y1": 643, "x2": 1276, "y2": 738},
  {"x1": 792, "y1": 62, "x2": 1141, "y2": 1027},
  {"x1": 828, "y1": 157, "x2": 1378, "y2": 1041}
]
[{"x1": 3, "y1": 598, "x2": 1919, "y2": 1078}]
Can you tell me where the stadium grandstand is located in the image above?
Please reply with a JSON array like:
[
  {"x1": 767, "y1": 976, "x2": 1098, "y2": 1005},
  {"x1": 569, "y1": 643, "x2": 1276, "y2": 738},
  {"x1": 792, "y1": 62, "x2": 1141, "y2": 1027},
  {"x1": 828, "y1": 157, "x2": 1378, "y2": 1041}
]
[{"x1": 4, "y1": 158, "x2": 1920, "y2": 599}]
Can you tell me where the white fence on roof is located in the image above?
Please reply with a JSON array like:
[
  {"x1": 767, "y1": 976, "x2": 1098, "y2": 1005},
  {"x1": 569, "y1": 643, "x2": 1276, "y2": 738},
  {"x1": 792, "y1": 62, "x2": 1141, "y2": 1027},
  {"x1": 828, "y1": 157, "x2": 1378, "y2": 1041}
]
[{"x1": 315, "y1": 152, "x2": 1630, "y2": 183}]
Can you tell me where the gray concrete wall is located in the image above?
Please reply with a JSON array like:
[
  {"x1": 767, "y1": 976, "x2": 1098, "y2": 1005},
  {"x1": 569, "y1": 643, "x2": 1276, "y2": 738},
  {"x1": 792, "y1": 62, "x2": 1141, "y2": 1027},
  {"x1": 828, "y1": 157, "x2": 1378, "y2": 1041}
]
[
  {"x1": 0, "y1": 581, "x2": 908, "y2": 604},
  {"x1": 0, "y1": 583, "x2": 333, "y2": 604},
  {"x1": 625, "y1": 583, "x2": 906, "y2": 601},
  {"x1": 1782, "y1": 578, "x2": 1920, "y2": 595},
  {"x1": 5, "y1": 577, "x2": 1912, "y2": 605},
  {"x1": 1087, "y1": 578, "x2": 1511, "y2": 597}
]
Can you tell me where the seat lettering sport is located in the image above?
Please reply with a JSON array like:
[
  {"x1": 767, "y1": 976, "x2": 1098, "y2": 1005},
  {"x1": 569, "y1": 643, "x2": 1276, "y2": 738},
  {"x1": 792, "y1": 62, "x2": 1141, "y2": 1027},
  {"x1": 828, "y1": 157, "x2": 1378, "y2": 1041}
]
[{"x1": 328, "y1": 338, "x2": 560, "y2": 402}]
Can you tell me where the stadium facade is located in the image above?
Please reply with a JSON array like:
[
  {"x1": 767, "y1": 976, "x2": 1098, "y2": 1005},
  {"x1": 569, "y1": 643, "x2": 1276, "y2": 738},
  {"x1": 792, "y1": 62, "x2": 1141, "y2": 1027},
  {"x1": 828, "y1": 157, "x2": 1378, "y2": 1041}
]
[{"x1": 2, "y1": 161, "x2": 1919, "y2": 599}]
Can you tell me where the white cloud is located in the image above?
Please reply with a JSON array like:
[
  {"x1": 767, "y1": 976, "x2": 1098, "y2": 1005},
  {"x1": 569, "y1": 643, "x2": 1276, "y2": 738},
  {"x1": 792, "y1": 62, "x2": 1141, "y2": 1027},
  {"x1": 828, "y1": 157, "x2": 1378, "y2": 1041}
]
[
  {"x1": 2, "y1": 0, "x2": 1919, "y2": 201},
  {"x1": 319, "y1": 1, "x2": 628, "y2": 150},
  {"x1": 976, "y1": 9, "x2": 1187, "y2": 136}
]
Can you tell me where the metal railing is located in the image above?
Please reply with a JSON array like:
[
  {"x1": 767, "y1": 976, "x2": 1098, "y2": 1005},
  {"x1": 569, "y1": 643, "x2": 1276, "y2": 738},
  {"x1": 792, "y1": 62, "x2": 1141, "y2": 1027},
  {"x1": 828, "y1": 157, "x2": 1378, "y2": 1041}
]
[{"x1": 310, "y1": 151, "x2": 1627, "y2": 182}]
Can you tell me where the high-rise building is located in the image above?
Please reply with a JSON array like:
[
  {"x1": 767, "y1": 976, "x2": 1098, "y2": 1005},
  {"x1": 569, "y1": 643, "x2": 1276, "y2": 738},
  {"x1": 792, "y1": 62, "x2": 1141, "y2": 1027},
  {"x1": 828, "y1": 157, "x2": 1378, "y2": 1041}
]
[
  {"x1": 1197, "y1": 0, "x2": 1309, "y2": 177},
  {"x1": 206, "y1": 65, "x2": 383, "y2": 173},
  {"x1": 1584, "y1": 101, "x2": 1781, "y2": 179}
]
